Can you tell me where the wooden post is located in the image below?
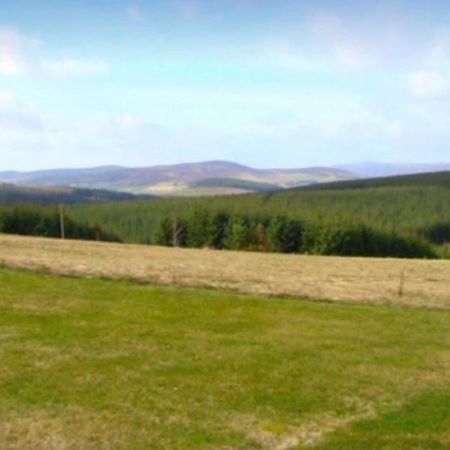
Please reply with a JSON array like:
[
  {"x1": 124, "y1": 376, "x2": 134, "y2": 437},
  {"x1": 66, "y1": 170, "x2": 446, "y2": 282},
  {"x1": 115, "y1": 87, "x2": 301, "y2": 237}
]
[
  {"x1": 172, "y1": 216, "x2": 185, "y2": 247},
  {"x1": 59, "y1": 204, "x2": 65, "y2": 240},
  {"x1": 172, "y1": 217, "x2": 178, "y2": 247},
  {"x1": 397, "y1": 270, "x2": 405, "y2": 296}
]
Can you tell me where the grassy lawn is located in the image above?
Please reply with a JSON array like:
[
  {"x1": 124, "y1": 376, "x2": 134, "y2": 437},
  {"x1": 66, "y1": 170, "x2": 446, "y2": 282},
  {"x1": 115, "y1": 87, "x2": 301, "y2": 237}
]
[{"x1": 0, "y1": 268, "x2": 449, "y2": 449}]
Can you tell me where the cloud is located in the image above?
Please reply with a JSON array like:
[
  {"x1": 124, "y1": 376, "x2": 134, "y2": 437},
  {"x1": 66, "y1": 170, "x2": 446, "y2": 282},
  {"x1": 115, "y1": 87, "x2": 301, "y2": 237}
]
[
  {"x1": 306, "y1": 12, "x2": 368, "y2": 69},
  {"x1": 1, "y1": 88, "x2": 449, "y2": 171},
  {"x1": 0, "y1": 109, "x2": 44, "y2": 132},
  {"x1": 174, "y1": 1, "x2": 199, "y2": 19},
  {"x1": 256, "y1": 39, "x2": 318, "y2": 71},
  {"x1": 0, "y1": 26, "x2": 39, "y2": 76},
  {"x1": 303, "y1": 7, "x2": 450, "y2": 73},
  {"x1": 0, "y1": 25, "x2": 108, "y2": 78},
  {"x1": 0, "y1": 91, "x2": 46, "y2": 161},
  {"x1": 126, "y1": 3, "x2": 144, "y2": 23},
  {"x1": 41, "y1": 57, "x2": 109, "y2": 77},
  {"x1": 0, "y1": 90, "x2": 44, "y2": 132},
  {"x1": 0, "y1": 90, "x2": 14, "y2": 106},
  {"x1": 408, "y1": 70, "x2": 450, "y2": 97}
]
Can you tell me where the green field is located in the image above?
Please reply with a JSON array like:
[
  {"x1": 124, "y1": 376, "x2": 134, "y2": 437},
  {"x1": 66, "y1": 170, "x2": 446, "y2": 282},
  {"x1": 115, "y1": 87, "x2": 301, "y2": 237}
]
[{"x1": 0, "y1": 268, "x2": 448, "y2": 449}]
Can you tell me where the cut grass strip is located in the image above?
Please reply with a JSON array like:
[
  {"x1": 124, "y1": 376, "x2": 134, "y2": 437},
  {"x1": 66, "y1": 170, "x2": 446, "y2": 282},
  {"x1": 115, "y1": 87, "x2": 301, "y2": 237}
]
[{"x1": 0, "y1": 234, "x2": 449, "y2": 309}]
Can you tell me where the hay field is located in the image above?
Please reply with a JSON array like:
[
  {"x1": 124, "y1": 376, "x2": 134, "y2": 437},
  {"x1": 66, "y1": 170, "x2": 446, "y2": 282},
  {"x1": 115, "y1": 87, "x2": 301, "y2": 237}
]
[{"x1": 0, "y1": 234, "x2": 449, "y2": 309}]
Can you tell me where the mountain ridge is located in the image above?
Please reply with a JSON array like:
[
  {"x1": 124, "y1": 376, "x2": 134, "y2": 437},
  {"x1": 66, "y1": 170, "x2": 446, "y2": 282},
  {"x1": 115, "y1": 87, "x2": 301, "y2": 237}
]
[
  {"x1": 336, "y1": 162, "x2": 450, "y2": 178},
  {"x1": 0, "y1": 160, "x2": 356, "y2": 196}
]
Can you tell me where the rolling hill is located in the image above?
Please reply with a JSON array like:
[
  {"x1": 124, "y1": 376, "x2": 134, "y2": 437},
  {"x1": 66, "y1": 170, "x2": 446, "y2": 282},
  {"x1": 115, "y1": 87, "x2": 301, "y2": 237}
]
[
  {"x1": 336, "y1": 162, "x2": 450, "y2": 177},
  {"x1": 292, "y1": 170, "x2": 450, "y2": 191},
  {"x1": 0, "y1": 183, "x2": 145, "y2": 205},
  {"x1": 0, "y1": 161, "x2": 356, "y2": 196}
]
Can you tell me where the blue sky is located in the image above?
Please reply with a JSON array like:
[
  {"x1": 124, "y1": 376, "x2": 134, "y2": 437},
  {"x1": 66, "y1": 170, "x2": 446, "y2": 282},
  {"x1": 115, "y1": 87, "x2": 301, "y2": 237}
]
[{"x1": 1, "y1": 0, "x2": 450, "y2": 170}]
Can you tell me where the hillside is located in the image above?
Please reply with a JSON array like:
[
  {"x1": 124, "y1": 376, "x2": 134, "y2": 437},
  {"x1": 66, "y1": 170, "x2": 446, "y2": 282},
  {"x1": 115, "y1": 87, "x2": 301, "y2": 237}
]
[
  {"x1": 3, "y1": 171, "x2": 448, "y2": 259},
  {"x1": 295, "y1": 170, "x2": 450, "y2": 191},
  {"x1": 71, "y1": 171, "x2": 450, "y2": 254},
  {"x1": 0, "y1": 183, "x2": 145, "y2": 205},
  {"x1": 337, "y1": 162, "x2": 450, "y2": 177},
  {"x1": 0, "y1": 161, "x2": 356, "y2": 196}
]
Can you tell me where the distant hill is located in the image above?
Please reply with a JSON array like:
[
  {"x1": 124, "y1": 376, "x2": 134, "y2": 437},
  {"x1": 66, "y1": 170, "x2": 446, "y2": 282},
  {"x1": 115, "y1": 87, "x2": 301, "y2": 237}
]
[
  {"x1": 337, "y1": 162, "x2": 450, "y2": 178},
  {"x1": 0, "y1": 184, "x2": 145, "y2": 205},
  {"x1": 293, "y1": 170, "x2": 450, "y2": 192},
  {"x1": 0, "y1": 161, "x2": 356, "y2": 196}
]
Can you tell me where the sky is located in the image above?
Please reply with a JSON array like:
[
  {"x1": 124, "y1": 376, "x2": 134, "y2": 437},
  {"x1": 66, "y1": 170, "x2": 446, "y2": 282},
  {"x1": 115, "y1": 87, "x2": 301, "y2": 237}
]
[{"x1": 1, "y1": 0, "x2": 450, "y2": 170}]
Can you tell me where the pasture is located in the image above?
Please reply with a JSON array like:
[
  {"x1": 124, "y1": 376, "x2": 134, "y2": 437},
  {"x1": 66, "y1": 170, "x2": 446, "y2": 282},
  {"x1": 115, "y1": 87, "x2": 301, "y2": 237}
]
[{"x1": 0, "y1": 268, "x2": 449, "y2": 449}]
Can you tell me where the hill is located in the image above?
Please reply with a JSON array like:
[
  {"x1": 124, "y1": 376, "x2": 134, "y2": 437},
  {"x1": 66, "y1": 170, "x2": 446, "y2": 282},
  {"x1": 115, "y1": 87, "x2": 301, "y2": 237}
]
[
  {"x1": 337, "y1": 162, "x2": 450, "y2": 177},
  {"x1": 293, "y1": 170, "x2": 450, "y2": 191},
  {"x1": 0, "y1": 183, "x2": 145, "y2": 205},
  {"x1": 0, "y1": 161, "x2": 356, "y2": 196}
]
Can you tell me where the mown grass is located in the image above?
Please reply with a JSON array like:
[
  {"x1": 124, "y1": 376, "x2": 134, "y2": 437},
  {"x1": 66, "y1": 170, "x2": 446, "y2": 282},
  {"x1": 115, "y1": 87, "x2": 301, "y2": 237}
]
[
  {"x1": 1, "y1": 234, "x2": 449, "y2": 309},
  {"x1": 0, "y1": 268, "x2": 449, "y2": 449}
]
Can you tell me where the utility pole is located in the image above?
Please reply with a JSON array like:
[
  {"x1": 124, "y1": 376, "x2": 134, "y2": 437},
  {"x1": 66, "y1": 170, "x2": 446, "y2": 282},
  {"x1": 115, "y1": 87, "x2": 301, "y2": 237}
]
[{"x1": 59, "y1": 204, "x2": 65, "y2": 240}]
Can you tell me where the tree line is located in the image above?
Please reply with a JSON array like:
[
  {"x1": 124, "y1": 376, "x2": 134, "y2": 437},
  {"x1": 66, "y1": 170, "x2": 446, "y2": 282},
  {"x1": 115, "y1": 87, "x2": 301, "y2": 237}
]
[
  {"x1": 0, "y1": 203, "x2": 442, "y2": 258},
  {"x1": 71, "y1": 185, "x2": 450, "y2": 250},
  {"x1": 156, "y1": 209, "x2": 437, "y2": 258},
  {"x1": 0, "y1": 206, "x2": 120, "y2": 242}
]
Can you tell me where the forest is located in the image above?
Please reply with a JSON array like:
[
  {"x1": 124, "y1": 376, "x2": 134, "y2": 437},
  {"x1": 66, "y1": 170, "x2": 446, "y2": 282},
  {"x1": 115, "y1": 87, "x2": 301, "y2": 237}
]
[
  {"x1": 0, "y1": 206, "x2": 119, "y2": 242},
  {"x1": 69, "y1": 172, "x2": 450, "y2": 258},
  {"x1": 1, "y1": 171, "x2": 448, "y2": 259}
]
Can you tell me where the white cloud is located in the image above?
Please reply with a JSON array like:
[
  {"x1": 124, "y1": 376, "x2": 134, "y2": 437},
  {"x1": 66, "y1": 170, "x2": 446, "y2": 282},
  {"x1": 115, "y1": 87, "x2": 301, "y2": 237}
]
[
  {"x1": 257, "y1": 39, "x2": 318, "y2": 71},
  {"x1": 306, "y1": 12, "x2": 374, "y2": 69},
  {"x1": 408, "y1": 70, "x2": 450, "y2": 97},
  {"x1": 0, "y1": 90, "x2": 14, "y2": 106},
  {"x1": 0, "y1": 90, "x2": 44, "y2": 132},
  {"x1": 0, "y1": 52, "x2": 25, "y2": 76},
  {"x1": 173, "y1": 0, "x2": 201, "y2": 20},
  {"x1": 0, "y1": 26, "x2": 39, "y2": 76},
  {"x1": 304, "y1": 7, "x2": 450, "y2": 73},
  {"x1": 126, "y1": 3, "x2": 144, "y2": 23},
  {"x1": 41, "y1": 57, "x2": 109, "y2": 77},
  {"x1": 427, "y1": 28, "x2": 450, "y2": 68},
  {"x1": 0, "y1": 25, "x2": 108, "y2": 79}
]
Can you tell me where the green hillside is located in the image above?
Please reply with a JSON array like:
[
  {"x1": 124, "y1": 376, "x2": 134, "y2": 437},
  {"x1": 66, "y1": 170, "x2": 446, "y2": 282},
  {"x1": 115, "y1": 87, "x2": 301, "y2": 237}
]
[
  {"x1": 296, "y1": 170, "x2": 450, "y2": 191},
  {"x1": 1, "y1": 171, "x2": 448, "y2": 258},
  {"x1": 69, "y1": 171, "x2": 450, "y2": 258},
  {"x1": 191, "y1": 177, "x2": 280, "y2": 192},
  {"x1": 0, "y1": 183, "x2": 145, "y2": 205}
]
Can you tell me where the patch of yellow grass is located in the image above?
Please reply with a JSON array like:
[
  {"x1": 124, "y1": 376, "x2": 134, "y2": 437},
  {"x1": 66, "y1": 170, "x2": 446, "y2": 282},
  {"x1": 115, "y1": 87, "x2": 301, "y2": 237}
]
[{"x1": 0, "y1": 234, "x2": 449, "y2": 309}]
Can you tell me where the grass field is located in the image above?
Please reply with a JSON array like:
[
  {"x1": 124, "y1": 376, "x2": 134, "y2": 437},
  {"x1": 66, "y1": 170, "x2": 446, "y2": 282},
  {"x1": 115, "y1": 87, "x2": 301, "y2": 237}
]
[
  {"x1": 0, "y1": 267, "x2": 449, "y2": 449},
  {"x1": 0, "y1": 234, "x2": 449, "y2": 309}
]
